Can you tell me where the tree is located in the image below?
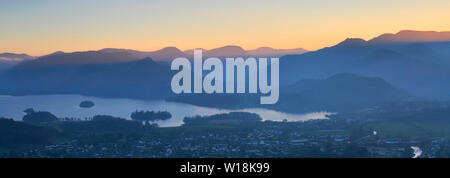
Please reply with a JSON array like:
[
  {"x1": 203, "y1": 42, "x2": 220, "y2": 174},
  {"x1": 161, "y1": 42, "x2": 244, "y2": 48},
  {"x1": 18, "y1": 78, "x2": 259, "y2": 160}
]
[
  {"x1": 130, "y1": 110, "x2": 172, "y2": 125},
  {"x1": 182, "y1": 112, "x2": 262, "y2": 126},
  {"x1": 22, "y1": 111, "x2": 58, "y2": 125},
  {"x1": 79, "y1": 100, "x2": 95, "y2": 108}
]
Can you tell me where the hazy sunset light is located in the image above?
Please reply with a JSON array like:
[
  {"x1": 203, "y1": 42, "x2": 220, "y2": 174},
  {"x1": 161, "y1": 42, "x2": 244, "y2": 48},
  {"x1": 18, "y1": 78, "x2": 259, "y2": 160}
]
[{"x1": 1, "y1": 0, "x2": 450, "y2": 56}]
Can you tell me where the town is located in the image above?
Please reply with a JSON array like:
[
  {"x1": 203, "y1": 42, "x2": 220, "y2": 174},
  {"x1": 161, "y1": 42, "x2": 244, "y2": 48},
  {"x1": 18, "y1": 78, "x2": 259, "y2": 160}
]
[{"x1": 2, "y1": 103, "x2": 449, "y2": 158}]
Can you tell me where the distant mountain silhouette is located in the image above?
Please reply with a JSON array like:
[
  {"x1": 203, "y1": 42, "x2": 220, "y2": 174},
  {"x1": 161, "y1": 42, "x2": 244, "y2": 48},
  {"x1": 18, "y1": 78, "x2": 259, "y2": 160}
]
[
  {"x1": 247, "y1": 47, "x2": 308, "y2": 56},
  {"x1": 14, "y1": 45, "x2": 305, "y2": 69},
  {"x1": 39, "y1": 51, "x2": 65, "y2": 58},
  {"x1": 99, "y1": 47, "x2": 189, "y2": 61},
  {"x1": 2, "y1": 29, "x2": 450, "y2": 109},
  {"x1": 280, "y1": 30, "x2": 450, "y2": 99},
  {"x1": 0, "y1": 53, "x2": 33, "y2": 70},
  {"x1": 203, "y1": 45, "x2": 247, "y2": 57},
  {"x1": 16, "y1": 50, "x2": 139, "y2": 68},
  {"x1": 370, "y1": 30, "x2": 450, "y2": 44},
  {"x1": 168, "y1": 73, "x2": 411, "y2": 112},
  {"x1": 148, "y1": 47, "x2": 188, "y2": 60},
  {"x1": 12, "y1": 47, "x2": 186, "y2": 68},
  {"x1": 183, "y1": 48, "x2": 207, "y2": 56},
  {"x1": 0, "y1": 44, "x2": 308, "y2": 98},
  {"x1": 0, "y1": 57, "x2": 173, "y2": 99},
  {"x1": 335, "y1": 38, "x2": 368, "y2": 47},
  {"x1": 184, "y1": 46, "x2": 307, "y2": 58},
  {"x1": 0, "y1": 53, "x2": 33, "y2": 61}
]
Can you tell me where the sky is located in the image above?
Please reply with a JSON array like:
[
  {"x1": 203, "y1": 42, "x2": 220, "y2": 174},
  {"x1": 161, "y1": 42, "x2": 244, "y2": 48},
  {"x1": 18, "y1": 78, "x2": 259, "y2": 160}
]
[{"x1": 1, "y1": 0, "x2": 450, "y2": 56}]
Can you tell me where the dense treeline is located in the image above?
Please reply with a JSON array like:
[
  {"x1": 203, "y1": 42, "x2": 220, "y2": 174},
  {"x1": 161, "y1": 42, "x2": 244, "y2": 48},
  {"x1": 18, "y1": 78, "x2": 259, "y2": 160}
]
[
  {"x1": 131, "y1": 110, "x2": 172, "y2": 125},
  {"x1": 183, "y1": 112, "x2": 262, "y2": 126}
]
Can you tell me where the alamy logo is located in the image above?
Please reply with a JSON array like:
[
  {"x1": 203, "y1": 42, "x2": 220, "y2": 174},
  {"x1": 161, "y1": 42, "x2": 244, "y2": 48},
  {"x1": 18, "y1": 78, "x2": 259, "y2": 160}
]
[{"x1": 170, "y1": 49, "x2": 279, "y2": 104}]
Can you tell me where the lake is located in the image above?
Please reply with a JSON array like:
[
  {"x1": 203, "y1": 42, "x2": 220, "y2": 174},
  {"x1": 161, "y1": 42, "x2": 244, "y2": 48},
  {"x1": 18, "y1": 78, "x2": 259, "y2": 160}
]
[{"x1": 0, "y1": 95, "x2": 333, "y2": 127}]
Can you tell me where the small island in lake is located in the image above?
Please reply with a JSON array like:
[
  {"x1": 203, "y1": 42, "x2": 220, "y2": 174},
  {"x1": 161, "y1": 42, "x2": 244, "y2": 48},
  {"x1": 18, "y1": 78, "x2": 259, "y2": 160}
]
[{"x1": 79, "y1": 100, "x2": 95, "y2": 108}]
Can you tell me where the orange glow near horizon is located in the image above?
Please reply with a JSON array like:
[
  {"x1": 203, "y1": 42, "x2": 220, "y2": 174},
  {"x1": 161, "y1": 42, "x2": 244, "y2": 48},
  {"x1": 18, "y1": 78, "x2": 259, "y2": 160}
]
[{"x1": 1, "y1": 0, "x2": 450, "y2": 56}]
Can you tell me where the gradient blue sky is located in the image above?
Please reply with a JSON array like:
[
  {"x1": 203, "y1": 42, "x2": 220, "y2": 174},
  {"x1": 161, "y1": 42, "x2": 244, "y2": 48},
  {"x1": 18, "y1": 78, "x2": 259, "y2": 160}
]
[{"x1": 1, "y1": 0, "x2": 450, "y2": 55}]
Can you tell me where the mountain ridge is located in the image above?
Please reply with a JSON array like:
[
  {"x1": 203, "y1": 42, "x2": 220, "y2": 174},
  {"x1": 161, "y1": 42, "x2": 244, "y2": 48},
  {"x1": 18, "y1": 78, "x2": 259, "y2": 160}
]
[
  {"x1": 369, "y1": 30, "x2": 450, "y2": 44},
  {"x1": 0, "y1": 53, "x2": 34, "y2": 61}
]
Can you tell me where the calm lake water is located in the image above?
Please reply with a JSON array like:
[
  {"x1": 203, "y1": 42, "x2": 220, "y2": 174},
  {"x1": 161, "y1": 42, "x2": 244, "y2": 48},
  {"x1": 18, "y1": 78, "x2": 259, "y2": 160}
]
[{"x1": 0, "y1": 95, "x2": 333, "y2": 127}]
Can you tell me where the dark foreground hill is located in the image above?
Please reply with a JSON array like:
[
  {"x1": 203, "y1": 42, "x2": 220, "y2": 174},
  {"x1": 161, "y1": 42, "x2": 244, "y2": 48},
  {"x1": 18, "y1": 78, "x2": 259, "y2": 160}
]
[{"x1": 0, "y1": 118, "x2": 59, "y2": 149}]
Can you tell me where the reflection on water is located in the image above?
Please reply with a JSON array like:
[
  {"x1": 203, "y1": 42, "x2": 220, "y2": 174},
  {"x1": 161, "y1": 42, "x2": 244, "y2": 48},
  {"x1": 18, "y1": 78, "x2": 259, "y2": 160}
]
[{"x1": 0, "y1": 95, "x2": 334, "y2": 127}]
